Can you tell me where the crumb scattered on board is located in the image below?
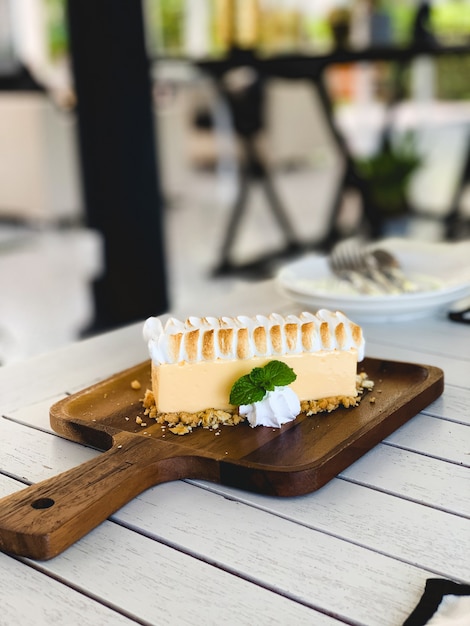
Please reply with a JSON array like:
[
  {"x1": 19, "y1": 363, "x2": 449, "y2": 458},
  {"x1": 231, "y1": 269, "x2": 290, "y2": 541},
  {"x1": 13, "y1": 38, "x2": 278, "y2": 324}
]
[{"x1": 134, "y1": 372, "x2": 375, "y2": 436}]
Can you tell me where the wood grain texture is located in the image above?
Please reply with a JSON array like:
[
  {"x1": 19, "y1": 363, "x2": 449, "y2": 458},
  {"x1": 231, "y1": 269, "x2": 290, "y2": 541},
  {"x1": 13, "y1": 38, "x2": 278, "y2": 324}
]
[
  {"x1": 0, "y1": 434, "x2": 465, "y2": 625},
  {"x1": 0, "y1": 473, "x2": 425, "y2": 626},
  {"x1": 0, "y1": 357, "x2": 443, "y2": 559},
  {"x1": 0, "y1": 431, "x2": 215, "y2": 560},
  {"x1": 2, "y1": 419, "x2": 467, "y2": 580},
  {"x1": 1, "y1": 282, "x2": 469, "y2": 626},
  {"x1": 0, "y1": 472, "x2": 342, "y2": 626}
]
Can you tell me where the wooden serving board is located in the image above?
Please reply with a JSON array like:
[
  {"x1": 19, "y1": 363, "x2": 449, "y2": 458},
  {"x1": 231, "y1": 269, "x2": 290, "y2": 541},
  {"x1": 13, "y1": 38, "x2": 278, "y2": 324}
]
[{"x1": 0, "y1": 357, "x2": 443, "y2": 560}]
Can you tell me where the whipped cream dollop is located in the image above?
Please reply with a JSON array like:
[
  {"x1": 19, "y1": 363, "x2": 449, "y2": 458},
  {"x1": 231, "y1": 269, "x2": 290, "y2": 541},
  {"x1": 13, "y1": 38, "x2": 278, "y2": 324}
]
[{"x1": 239, "y1": 386, "x2": 301, "y2": 428}]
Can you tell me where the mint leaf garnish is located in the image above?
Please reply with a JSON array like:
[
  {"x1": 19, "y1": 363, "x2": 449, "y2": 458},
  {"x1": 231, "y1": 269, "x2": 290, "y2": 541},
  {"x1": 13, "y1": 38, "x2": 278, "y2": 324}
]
[
  {"x1": 248, "y1": 367, "x2": 266, "y2": 387},
  {"x1": 229, "y1": 374, "x2": 266, "y2": 405},
  {"x1": 229, "y1": 360, "x2": 297, "y2": 406},
  {"x1": 263, "y1": 360, "x2": 297, "y2": 388}
]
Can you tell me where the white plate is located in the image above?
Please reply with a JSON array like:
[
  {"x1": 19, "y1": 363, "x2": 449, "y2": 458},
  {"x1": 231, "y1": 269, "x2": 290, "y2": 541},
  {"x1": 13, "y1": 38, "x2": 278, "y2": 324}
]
[{"x1": 276, "y1": 238, "x2": 470, "y2": 322}]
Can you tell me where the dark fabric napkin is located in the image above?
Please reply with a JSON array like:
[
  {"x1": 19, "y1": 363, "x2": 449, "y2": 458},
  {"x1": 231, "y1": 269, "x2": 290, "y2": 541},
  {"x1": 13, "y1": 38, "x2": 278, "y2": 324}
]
[
  {"x1": 403, "y1": 578, "x2": 470, "y2": 625},
  {"x1": 448, "y1": 307, "x2": 470, "y2": 324}
]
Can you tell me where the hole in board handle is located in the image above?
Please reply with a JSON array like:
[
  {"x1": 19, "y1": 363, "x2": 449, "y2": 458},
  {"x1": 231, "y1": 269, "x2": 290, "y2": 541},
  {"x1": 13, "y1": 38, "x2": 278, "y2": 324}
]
[{"x1": 31, "y1": 498, "x2": 55, "y2": 510}]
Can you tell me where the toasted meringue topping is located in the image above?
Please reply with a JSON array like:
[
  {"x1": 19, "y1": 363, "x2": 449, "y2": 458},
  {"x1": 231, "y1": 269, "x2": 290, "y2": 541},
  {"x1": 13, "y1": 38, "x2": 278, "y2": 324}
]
[{"x1": 143, "y1": 310, "x2": 365, "y2": 365}]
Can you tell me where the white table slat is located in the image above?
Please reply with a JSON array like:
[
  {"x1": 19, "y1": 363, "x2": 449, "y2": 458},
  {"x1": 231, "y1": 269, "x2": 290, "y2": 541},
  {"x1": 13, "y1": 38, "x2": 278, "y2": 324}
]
[
  {"x1": 1, "y1": 282, "x2": 469, "y2": 626},
  {"x1": 366, "y1": 339, "x2": 470, "y2": 389},
  {"x1": 422, "y1": 384, "x2": 470, "y2": 425},
  {"x1": 341, "y1": 444, "x2": 470, "y2": 517},
  {"x1": 2, "y1": 394, "x2": 69, "y2": 431},
  {"x1": 113, "y1": 480, "x2": 430, "y2": 626},
  {"x1": 385, "y1": 414, "x2": 470, "y2": 465},
  {"x1": 0, "y1": 417, "x2": 99, "y2": 482},
  {"x1": 363, "y1": 318, "x2": 470, "y2": 362},
  {"x1": 0, "y1": 322, "x2": 146, "y2": 413},
  {"x1": 1, "y1": 420, "x2": 467, "y2": 582},
  {"x1": 0, "y1": 551, "x2": 133, "y2": 626},
  {"x1": 3, "y1": 390, "x2": 468, "y2": 515},
  {"x1": 193, "y1": 477, "x2": 469, "y2": 581},
  {"x1": 2, "y1": 401, "x2": 468, "y2": 517},
  {"x1": 0, "y1": 473, "x2": 341, "y2": 626},
  {"x1": 0, "y1": 423, "x2": 463, "y2": 626}
]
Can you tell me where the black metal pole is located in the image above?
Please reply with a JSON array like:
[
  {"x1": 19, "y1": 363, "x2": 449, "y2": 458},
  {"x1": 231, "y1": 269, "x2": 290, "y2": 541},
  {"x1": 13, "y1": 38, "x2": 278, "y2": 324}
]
[{"x1": 66, "y1": 0, "x2": 168, "y2": 332}]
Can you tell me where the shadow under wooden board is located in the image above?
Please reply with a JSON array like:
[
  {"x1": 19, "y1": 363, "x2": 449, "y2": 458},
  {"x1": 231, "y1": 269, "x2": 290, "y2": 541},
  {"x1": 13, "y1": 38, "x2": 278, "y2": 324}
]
[{"x1": 0, "y1": 357, "x2": 443, "y2": 560}]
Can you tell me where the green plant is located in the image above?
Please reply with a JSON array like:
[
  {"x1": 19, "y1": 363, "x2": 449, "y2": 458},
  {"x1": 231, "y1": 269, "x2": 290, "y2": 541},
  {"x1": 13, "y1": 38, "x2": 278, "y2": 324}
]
[
  {"x1": 355, "y1": 133, "x2": 422, "y2": 216},
  {"x1": 45, "y1": 0, "x2": 68, "y2": 60}
]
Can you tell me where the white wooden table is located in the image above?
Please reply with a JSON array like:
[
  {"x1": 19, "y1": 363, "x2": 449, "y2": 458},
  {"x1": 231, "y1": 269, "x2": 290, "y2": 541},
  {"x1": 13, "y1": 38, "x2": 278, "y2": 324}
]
[{"x1": 0, "y1": 281, "x2": 469, "y2": 625}]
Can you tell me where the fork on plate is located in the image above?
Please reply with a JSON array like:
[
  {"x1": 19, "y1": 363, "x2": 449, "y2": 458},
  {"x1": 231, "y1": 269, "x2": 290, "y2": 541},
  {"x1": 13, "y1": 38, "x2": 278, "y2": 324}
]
[{"x1": 328, "y1": 237, "x2": 416, "y2": 295}]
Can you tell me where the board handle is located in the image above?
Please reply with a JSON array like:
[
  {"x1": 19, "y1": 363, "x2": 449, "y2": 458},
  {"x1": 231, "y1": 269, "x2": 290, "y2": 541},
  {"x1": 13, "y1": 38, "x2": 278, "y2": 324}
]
[{"x1": 0, "y1": 431, "x2": 216, "y2": 560}]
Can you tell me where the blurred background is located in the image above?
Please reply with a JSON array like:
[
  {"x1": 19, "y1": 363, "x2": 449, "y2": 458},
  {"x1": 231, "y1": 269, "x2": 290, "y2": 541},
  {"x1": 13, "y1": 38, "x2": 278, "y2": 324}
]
[{"x1": 1, "y1": 0, "x2": 470, "y2": 364}]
